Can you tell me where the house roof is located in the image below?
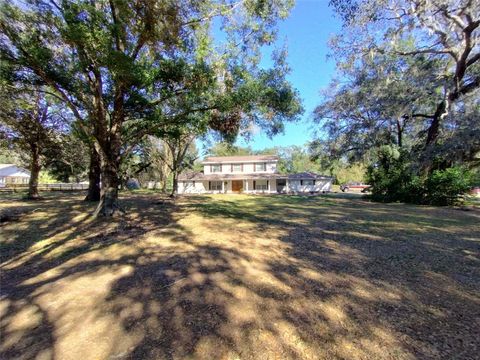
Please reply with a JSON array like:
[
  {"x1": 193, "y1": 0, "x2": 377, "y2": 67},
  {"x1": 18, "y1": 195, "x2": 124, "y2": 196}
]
[
  {"x1": 287, "y1": 172, "x2": 333, "y2": 180},
  {"x1": 202, "y1": 155, "x2": 279, "y2": 164},
  {"x1": 178, "y1": 171, "x2": 333, "y2": 181},
  {"x1": 0, "y1": 164, "x2": 30, "y2": 177}
]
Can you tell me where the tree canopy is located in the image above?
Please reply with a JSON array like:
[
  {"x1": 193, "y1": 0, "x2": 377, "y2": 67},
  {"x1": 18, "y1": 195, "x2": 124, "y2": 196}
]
[
  {"x1": 320, "y1": 0, "x2": 479, "y2": 161},
  {"x1": 1, "y1": 0, "x2": 302, "y2": 214},
  {"x1": 317, "y1": 0, "x2": 479, "y2": 202}
]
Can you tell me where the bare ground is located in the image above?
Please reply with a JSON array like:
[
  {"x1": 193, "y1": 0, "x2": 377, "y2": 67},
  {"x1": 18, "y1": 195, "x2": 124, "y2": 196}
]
[{"x1": 0, "y1": 192, "x2": 479, "y2": 360}]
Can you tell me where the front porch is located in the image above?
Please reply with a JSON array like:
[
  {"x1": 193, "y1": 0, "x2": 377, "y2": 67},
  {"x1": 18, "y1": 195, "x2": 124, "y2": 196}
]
[
  {"x1": 207, "y1": 178, "x2": 282, "y2": 194},
  {"x1": 177, "y1": 171, "x2": 333, "y2": 195}
]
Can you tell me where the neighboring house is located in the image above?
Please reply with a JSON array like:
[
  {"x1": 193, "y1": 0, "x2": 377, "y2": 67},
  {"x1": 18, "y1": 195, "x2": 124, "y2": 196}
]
[
  {"x1": 0, "y1": 164, "x2": 30, "y2": 187},
  {"x1": 177, "y1": 155, "x2": 332, "y2": 194}
]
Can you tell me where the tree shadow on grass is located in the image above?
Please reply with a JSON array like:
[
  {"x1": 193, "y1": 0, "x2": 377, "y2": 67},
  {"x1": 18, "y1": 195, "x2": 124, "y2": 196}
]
[
  {"x1": 1, "y1": 193, "x2": 479, "y2": 359},
  {"x1": 0, "y1": 194, "x2": 94, "y2": 264},
  {"x1": 270, "y1": 218, "x2": 479, "y2": 358},
  {"x1": 163, "y1": 195, "x2": 480, "y2": 358},
  {"x1": 87, "y1": 194, "x2": 479, "y2": 359},
  {"x1": 0, "y1": 193, "x2": 181, "y2": 359}
]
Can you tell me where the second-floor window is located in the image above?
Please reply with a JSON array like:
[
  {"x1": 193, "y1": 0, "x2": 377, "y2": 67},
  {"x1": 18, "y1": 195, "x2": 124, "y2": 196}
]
[
  {"x1": 231, "y1": 163, "x2": 243, "y2": 172},
  {"x1": 211, "y1": 164, "x2": 221, "y2": 173},
  {"x1": 255, "y1": 163, "x2": 266, "y2": 172}
]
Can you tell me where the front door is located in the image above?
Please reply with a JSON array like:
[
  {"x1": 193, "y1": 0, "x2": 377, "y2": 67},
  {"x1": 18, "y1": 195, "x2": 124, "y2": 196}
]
[
  {"x1": 232, "y1": 180, "x2": 243, "y2": 192},
  {"x1": 276, "y1": 179, "x2": 286, "y2": 193}
]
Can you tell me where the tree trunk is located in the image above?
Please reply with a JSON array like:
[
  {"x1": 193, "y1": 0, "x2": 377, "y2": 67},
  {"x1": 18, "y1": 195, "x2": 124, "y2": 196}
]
[
  {"x1": 396, "y1": 118, "x2": 403, "y2": 148},
  {"x1": 425, "y1": 103, "x2": 445, "y2": 146},
  {"x1": 27, "y1": 145, "x2": 41, "y2": 200},
  {"x1": 93, "y1": 81, "x2": 126, "y2": 215},
  {"x1": 84, "y1": 146, "x2": 101, "y2": 201},
  {"x1": 169, "y1": 171, "x2": 178, "y2": 197},
  {"x1": 161, "y1": 163, "x2": 169, "y2": 193},
  {"x1": 94, "y1": 157, "x2": 122, "y2": 216},
  {"x1": 426, "y1": 115, "x2": 440, "y2": 146},
  {"x1": 421, "y1": 101, "x2": 447, "y2": 174},
  {"x1": 161, "y1": 178, "x2": 167, "y2": 193}
]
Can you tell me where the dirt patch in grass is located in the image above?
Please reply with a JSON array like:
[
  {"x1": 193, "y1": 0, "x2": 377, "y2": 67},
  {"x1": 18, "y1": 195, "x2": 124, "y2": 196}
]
[{"x1": 1, "y1": 193, "x2": 479, "y2": 360}]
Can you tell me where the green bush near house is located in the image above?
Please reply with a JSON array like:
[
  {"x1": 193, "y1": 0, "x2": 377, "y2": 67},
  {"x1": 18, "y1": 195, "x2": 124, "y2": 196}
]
[{"x1": 367, "y1": 146, "x2": 473, "y2": 206}]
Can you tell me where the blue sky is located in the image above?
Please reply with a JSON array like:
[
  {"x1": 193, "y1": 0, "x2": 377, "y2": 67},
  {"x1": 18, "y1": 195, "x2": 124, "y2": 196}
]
[{"x1": 201, "y1": 0, "x2": 342, "y2": 153}]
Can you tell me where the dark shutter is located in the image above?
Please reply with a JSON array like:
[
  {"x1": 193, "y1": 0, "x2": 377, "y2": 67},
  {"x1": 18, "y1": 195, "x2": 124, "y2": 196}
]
[
  {"x1": 208, "y1": 181, "x2": 211, "y2": 190},
  {"x1": 253, "y1": 180, "x2": 256, "y2": 190},
  {"x1": 300, "y1": 180, "x2": 303, "y2": 185},
  {"x1": 313, "y1": 180, "x2": 315, "y2": 185}
]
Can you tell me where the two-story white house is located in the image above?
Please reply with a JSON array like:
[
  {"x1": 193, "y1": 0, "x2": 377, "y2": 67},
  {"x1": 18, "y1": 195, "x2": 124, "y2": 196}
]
[{"x1": 177, "y1": 155, "x2": 333, "y2": 194}]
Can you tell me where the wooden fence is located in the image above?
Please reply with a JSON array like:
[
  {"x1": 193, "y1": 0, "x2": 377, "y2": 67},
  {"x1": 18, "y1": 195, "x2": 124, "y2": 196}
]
[{"x1": 0, "y1": 183, "x2": 89, "y2": 193}]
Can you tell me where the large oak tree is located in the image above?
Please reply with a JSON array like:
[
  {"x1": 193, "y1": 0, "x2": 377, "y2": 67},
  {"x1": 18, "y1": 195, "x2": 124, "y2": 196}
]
[
  {"x1": 330, "y1": 0, "x2": 479, "y2": 139},
  {"x1": 321, "y1": 0, "x2": 479, "y2": 170},
  {"x1": 1, "y1": 0, "x2": 301, "y2": 215}
]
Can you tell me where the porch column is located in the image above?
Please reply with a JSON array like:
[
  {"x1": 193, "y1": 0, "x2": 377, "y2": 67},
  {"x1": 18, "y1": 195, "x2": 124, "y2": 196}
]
[
  {"x1": 245, "y1": 179, "x2": 248, "y2": 192},
  {"x1": 222, "y1": 180, "x2": 225, "y2": 193},
  {"x1": 286, "y1": 179, "x2": 289, "y2": 193},
  {"x1": 268, "y1": 179, "x2": 270, "y2": 193}
]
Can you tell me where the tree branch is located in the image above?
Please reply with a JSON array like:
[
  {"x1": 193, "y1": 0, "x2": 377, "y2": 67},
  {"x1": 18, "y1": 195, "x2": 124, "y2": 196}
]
[
  {"x1": 403, "y1": 113, "x2": 435, "y2": 119},
  {"x1": 466, "y1": 52, "x2": 480, "y2": 67}
]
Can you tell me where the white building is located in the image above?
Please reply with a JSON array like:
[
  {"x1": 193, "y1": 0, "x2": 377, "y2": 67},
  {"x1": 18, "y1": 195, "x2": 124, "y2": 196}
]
[
  {"x1": 0, "y1": 164, "x2": 30, "y2": 187},
  {"x1": 177, "y1": 155, "x2": 332, "y2": 194}
]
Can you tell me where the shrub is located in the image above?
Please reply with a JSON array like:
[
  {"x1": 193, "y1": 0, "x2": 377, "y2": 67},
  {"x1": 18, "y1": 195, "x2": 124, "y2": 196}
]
[
  {"x1": 366, "y1": 146, "x2": 473, "y2": 205},
  {"x1": 366, "y1": 146, "x2": 413, "y2": 203},
  {"x1": 423, "y1": 167, "x2": 473, "y2": 206}
]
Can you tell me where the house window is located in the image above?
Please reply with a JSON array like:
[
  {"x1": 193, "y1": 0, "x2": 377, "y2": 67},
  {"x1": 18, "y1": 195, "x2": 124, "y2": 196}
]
[
  {"x1": 254, "y1": 180, "x2": 268, "y2": 190},
  {"x1": 232, "y1": 163, "x2": 243, "y2": 172},
  {"x1": 209, "y1": 181, "x2": 222, "y2": 191},
  {"x1": 211, "y1": 164, "x2": 221, "y2": 173},
  {"x1": 302, "y1": 180, "x2": 315, "y2": 186},
  {"x1": 255, "y1": 163, "x2": 266, "y2": 172},
  {"x1": 290, "y1": 180, "x2": 300, "y2": 188}
]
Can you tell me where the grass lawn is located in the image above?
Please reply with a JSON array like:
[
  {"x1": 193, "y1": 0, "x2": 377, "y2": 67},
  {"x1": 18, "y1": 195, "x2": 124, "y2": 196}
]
[{"x1": 1, "y1": 192, "x2": 479, "y2": 360}]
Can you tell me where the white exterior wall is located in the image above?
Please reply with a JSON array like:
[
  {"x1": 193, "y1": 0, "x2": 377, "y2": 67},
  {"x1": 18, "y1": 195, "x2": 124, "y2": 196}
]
[
  {"x1": 178, "y1": 181, "x2": 207, "y2": 194},
  {"x1": 178, "y1": 180, "x2": 230, "y2": 194},
  {"x1": 178, "y1": 178, "x2": 331, "y2": 194},
  {"x1": 0, "y1": 165, "x2": 30, "y2": 185},
  {"x1": 269, "y1": 180, "x2": 277, "y2": 193},
  {"x1": 244, "y1": 179, "x2": 253, "y2": 193},
  {"x1": 288, "y1": 179, "x2": 332, "y2": 193},
  {"x1": 203, "y1": 161, "x2": 277, "y2": 174}
]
